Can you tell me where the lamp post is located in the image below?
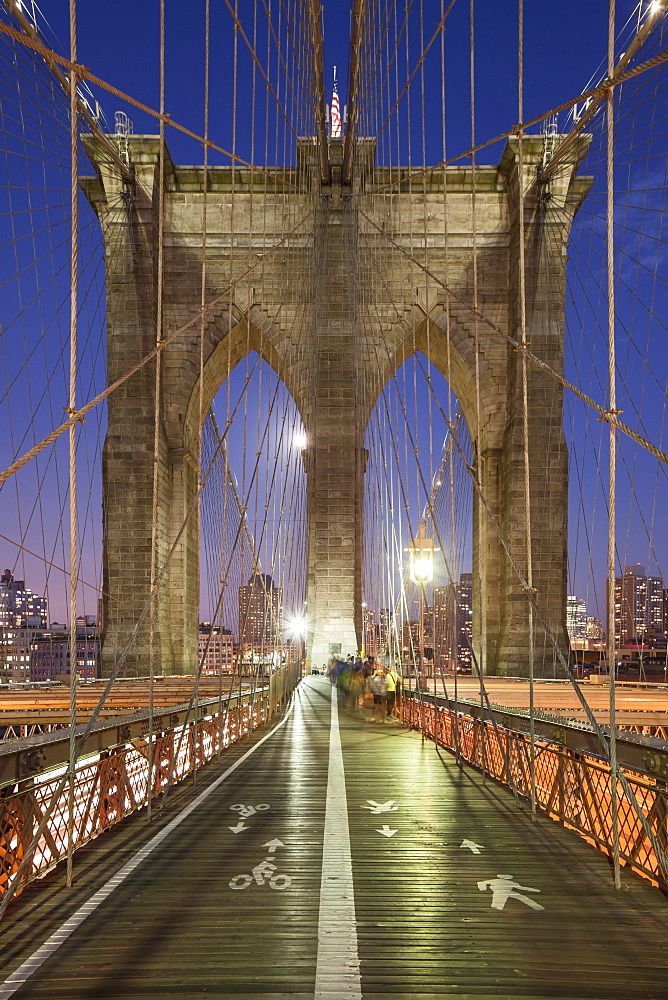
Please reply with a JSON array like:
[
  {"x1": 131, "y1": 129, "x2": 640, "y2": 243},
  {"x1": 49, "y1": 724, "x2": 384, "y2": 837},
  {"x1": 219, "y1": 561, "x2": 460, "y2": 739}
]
[
  {"x1": 406, "y1": 525, "x2": 439, "y2": 683},
  {"x1": 361, "y1": 601, "x2": 367, "y2": 659}
]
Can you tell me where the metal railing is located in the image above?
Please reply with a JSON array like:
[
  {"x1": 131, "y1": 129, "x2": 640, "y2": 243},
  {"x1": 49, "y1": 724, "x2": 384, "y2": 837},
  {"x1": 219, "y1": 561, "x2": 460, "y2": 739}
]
[
  {"x1": 402, "y1": 693, "x2": 668, "y2": 891},
  {"x1": 0, "y1": 664, "x2": 301, "y2": 899}
]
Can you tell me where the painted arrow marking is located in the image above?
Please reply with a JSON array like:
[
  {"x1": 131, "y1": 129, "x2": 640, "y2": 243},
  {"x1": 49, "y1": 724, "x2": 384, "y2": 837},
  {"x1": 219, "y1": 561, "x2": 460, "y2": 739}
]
[
  {"x1": 361, "y1": 800, "x2": 398, "y2": 814},
  {"x1": 263, "y1": 839, "x2": 285, "y2": 853},
  {"x1": 461, "y1": 839, "x2": 484, "y2": 854},
  {"x1": 376, "y1": 825, "x2": 398, "y2": 838},
  {"x1": 229, "y1": 821, "x2": 249, "y2": 834}
]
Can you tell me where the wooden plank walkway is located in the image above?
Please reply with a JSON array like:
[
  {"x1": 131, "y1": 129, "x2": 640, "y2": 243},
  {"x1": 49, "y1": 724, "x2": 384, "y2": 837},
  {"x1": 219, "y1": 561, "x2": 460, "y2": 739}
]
[{"x1": 1, "y1": 676, "x2": 668, "y2": 999}]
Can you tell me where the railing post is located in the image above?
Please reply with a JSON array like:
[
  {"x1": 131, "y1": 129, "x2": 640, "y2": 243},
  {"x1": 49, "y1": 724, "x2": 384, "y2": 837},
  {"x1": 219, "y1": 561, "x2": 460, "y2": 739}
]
[
  {"x1": 269, "y1": 672, "x2": 276, "y2": 718},
  {"x1": 558, "y1": 750, "x2": 566, "y2": 821}
]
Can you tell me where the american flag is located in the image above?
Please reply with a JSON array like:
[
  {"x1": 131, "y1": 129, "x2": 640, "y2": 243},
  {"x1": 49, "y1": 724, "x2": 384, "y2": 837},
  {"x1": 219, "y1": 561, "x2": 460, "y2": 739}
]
[{"x1": 330, "y1": 66, "x2": 342, "y2": 138}]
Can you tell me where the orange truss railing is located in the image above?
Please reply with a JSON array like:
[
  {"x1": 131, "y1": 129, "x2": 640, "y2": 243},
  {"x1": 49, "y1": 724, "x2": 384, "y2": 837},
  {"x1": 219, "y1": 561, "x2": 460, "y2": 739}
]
[
  {"x1": 0, "y1": 666, "x2": 300, "y2": 900},
  {"x1": 401, "y1": 695, "x2": 668, "y2": 890}
]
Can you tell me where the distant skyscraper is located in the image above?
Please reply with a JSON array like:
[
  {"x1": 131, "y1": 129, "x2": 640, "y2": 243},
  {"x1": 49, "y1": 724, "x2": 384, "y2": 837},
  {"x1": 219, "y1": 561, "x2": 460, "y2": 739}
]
[
  {"x1": 0, "y1": 569, "x2": 49, "y2": 682},
  {"x1": 612, "y1": 565, "x2": 665, "y2": 646},
  {"x1": 30, "y1": 632, "x2": 69, "y2": 682},
  {"x1": 379, "y1": 608, "x2": 397, "y2": 656},
  {"x1": 362, "y1": 606, "x2": 378, "y2": 657},
  {"x1": 566, "y1": 596, "x2": 588, "y2": 643},
  {"x1": 434, "y1": 586, "x2": 450, "y2": 663},
  {"x1": 457, "y1": 575, "x2": 473, "y2": 665},
  {"x1": 400, "y1": 620, "x2": 421, "y2": 658},
  {"x1": 0, "y1": 568, "x2": 47, "y2": 627},
  {"x1": 198, "y1": 623, "x2": 234, "y2": 674},
  {"x1": 238, "y1": 573, "x2": 282, "y2": 654},
  {"x1": 586, "y1": 617, "x2": 603, "y2": 643},
  {"x1": 434, "y1": 573, "x2": 472, "y2": 668}
]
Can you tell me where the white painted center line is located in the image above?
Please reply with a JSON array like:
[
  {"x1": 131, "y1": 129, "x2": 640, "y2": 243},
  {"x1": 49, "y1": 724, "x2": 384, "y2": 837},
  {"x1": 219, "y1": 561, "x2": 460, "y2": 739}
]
[{"x1": 314, "y1": 682, "x2": 362, "y2": 1000}]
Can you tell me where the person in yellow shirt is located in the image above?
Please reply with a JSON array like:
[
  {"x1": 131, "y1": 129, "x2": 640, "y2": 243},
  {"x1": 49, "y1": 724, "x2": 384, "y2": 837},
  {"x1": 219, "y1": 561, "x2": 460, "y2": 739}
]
[{"x1": 385, "y1": 665, "x2": 400, "y2": 718}]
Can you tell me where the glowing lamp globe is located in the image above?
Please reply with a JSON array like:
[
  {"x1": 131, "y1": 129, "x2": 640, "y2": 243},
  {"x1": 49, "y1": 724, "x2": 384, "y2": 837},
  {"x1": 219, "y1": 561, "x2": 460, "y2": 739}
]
[
  {"x1": 410, "y1": 553, "x2": 433, "y2": 585},
  {"x1": 406, "y1": 525, "x2": 439, "y2": 585}
]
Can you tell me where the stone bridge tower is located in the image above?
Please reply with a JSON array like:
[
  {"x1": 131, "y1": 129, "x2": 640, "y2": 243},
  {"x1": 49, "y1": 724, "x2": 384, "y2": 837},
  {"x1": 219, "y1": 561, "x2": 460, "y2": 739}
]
[{"x1": 82, "y1": 133, "x2": 590, "y2": 677}]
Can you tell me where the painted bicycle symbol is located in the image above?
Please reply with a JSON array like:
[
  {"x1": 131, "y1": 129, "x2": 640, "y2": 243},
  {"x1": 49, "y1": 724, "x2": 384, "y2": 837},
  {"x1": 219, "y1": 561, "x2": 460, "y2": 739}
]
[
  {"x1": 230, "y1": 803, "x2": 270, "y2": 819},
  {"x1": 229, "y1": 859, "x2": 292, "y2": 891}
]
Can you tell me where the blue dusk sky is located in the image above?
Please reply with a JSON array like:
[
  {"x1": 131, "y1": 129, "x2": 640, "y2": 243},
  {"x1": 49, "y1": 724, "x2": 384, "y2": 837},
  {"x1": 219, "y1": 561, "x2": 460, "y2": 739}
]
[{"x1": 0, "y1": 1, "x2": 665, "y2": 628}]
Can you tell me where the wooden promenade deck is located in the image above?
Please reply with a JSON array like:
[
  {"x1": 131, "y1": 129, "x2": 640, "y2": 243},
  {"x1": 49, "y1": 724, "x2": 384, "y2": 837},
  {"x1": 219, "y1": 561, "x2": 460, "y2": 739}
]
[{"x1": 1, "y1": 676, "x2": 668, "y2": 999}]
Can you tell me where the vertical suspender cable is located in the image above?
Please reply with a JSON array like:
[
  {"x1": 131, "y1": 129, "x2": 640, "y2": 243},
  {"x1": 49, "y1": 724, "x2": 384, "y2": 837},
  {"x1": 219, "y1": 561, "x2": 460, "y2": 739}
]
[
  {"x1": 440, "y1": 0, "x2": 460, "y2": 766},
  {"x1": 418, "y1": 0, "x2": 435, "y2": 693},
  {"x1": 195, "y1": 0, "x2": 211, "y2": 785},
  {"x1": 517, "y1": 0, "x2": 536, "y2": 819},
  {"x1": 606, "y1": 0, "x2": 621, "y2": 891},
  {"x1": 469, "y1": 0, "x2": 486, "y2": 774},
  {"x1": 148, "y1": 0, "x2": 166, "y2": 822},
  {"x1": 66, "y1": 0, "x2": 79, "y2": 890}
]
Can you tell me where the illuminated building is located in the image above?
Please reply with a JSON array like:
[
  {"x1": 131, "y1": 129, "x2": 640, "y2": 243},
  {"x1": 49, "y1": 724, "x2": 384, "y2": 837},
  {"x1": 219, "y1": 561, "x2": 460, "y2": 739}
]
[
  {"x1": 566, "y1": 596, "x2": 588, "y2": 643},
  {"x1": 198, "y1": 623, "x2": 235, "y2": 674},
  {"x1": 238, "y1": 573, "x2": 282, "y2": 655},
  {"x1": 434, "y1": 573, "x2": 472, "y2": 668},
  {"x1": 612, "y1": 565, "x2": 665, "y2": 647},
  {"x1": 29, "y1": 624, "x2": 99, "y2": 682},
  {"x1": 0, "y1": 569, "x2": 48, "y2": 681},
  {"x1": 587, "y1": 617, "x2": 603, "y2": 641},
  {"x1": 0, "y1": 568, "x2": 47, "y2": 628}
]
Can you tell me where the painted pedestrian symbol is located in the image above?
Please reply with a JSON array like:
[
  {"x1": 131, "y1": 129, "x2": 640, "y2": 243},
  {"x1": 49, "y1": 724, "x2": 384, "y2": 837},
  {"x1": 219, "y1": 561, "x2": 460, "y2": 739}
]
[{"x1": 477, "y1": 874, "x2": 544, "y2": 911}]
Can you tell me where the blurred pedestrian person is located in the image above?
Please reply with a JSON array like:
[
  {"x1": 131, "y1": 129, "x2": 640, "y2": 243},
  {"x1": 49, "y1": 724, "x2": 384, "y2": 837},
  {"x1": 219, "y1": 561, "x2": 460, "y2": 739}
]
[
  {"x1": 368, "y1": 666, "x2": 387, "y2": 722},
  {"x1": 385, "y1": 665, "x2": 399, "y2": 718}
]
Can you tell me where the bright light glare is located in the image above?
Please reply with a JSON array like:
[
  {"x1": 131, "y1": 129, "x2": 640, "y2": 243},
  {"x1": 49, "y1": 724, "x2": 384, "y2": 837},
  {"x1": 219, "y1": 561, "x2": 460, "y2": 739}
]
[
  {"x1": 410, "y1": 556, "x2": 433, "y2": 584},
  {"x1": 649, "y1": 0, "x2": 663, "y2": 13},
  {"x1": 285, "y1": 615, "x2": 308, "y2": 639},
  {"x1": 293, "y1": 431, "x2": 307, "y2": 449}
]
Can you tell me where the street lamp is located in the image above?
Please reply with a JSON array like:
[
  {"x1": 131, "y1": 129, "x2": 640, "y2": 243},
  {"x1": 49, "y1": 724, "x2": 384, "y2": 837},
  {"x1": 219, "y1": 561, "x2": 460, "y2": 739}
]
[
  {"x1": 361, "y1": 602, "x2": 366, "y2": 658},
  {"x1": 405, "y1": 525, "x2": 439, "y2": 679}
]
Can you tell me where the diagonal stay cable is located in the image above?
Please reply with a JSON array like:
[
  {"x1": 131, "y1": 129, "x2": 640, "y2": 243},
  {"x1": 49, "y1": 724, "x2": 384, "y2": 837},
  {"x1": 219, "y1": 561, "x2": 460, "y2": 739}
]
[
  {"x1": 437, "y1": 389, "x2": 668, "y2": 881},
  {"x1": 370, "y1": 47, "x2": 668, "y2": 192},
  {"x1": 0, "y1": 210, "x2": 314, "y2": 491},
  {"x1": 220, "y1": 0, "x2": 299, "y2": 142},
  {"x1": 158, "y1": 375, "x2": 295, "y2": 810},
  {"x1": 357, "y1": 263, "x2": 523, "y2": 805},
  {"x1": 0, "y1": 18, "x2": 303, "y2": 192},
  {"x1": 0, "y1": 347, "x2": 267, "y2": 920},
  {"x1": 358, "y1": 207, "x2": 668, "y2": 467}
]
